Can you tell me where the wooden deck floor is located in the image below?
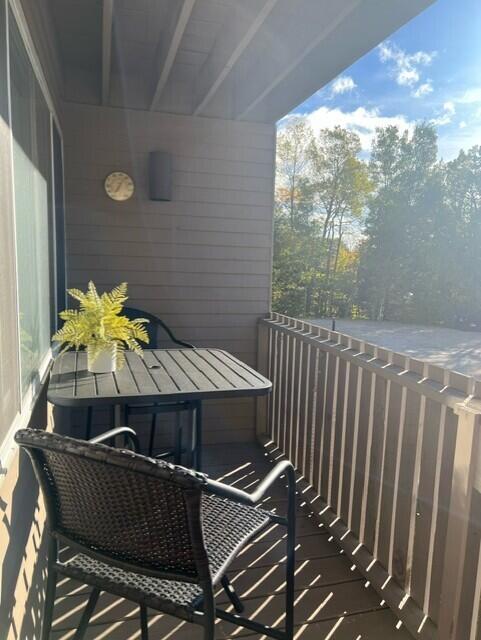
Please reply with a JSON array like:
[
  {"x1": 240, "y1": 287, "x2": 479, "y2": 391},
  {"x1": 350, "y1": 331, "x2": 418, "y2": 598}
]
[{"x1": 51, "y1": 443, "x2": 412, "y2": 639}]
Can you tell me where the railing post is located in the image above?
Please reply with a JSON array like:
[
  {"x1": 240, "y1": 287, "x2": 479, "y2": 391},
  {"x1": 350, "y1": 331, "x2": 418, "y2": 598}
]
[
  {"x1": 256, "y1": 319, "x2": 269, "y2": 439},
  {"x1": 438, "y1": 402, "x2": 481, "y2": 640}
]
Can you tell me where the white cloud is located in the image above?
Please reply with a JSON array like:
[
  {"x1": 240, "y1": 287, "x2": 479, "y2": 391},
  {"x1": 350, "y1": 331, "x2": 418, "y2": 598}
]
[
  {"x1": 459, "y1": 121, "x2": 467, "y2": 129},
  {"x1": 438, "y1": 121, "x2": 481, "y2": 160},
  {"x1": 378, "y1": 41, "x2": 436, "y2": 91},
  {"x1": 331, "y1": 75, "x2": 357, "y2": 95},
  {"x1": 412, "y1": 82, "x2": 433, "y2": 98},
  {"x1": 444, "y1": 101, "x2": 455, "y2": 115},
  {"x1": 299, "y1": 105, "x2": 414, "y2": 152},
  {"x1": 456, "y1": 87, "x2": 481, "y2": 104},
  {"x1": 432, "y1": 114, "x2": 451, "y2": 126},
  {"x1": 398, "y1": 68, "x2": 419, "y2": 87},
  {"x1": 431, "y1": 101, "x2": 456, "y2": 127}
]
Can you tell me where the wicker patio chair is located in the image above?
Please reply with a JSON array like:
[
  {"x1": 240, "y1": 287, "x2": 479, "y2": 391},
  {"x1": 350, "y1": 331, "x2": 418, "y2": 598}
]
[{"x1": 15, "y1": 427, "x2": 296, "y2": 640}]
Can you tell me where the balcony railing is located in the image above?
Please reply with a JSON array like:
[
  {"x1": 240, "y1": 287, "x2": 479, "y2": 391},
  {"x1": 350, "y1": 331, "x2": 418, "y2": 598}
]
[{"x1": 257, "y1": 313, "x2": 481, "y2": 640}]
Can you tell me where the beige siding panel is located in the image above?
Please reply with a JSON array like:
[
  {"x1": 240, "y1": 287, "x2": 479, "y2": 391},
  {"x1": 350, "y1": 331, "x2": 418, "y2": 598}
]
[
  {"x1": 67, "y1": 224, "x2": 272, "y2": 248},
  {"x1": 66, "y1": 140, "x2": 274, "y2": 165},
  {"x1": 67, "y1": 240, "x2": 270, "y2": 261},
  {"x1": 68, "y1": 254, "x2": 270, "y2": 275},
  {"x1": 173, "y1": 155, "x2": 275, "y2": 178},
  {"x1": 65, "y1": 198, "x2": 275, "y2": 220},
  {"x1": 67, "y1": 154, "x2": 275, "y2": 180},
  {"x1": 65, "y1": 178, "x2": 274, "y2": 207},
  {"x1": 69, "y1": 269, "x2": 271, "y2": 289},
  {"x1": 65, "y1": 167, "x2": 273, "y2": 193},
  {"x1": 66, "y1": 213, "x2": 273, "y2": 234},
  {"x1": 63, "y1": 103, "x2": 275, "y2": 443},
  {"x1": 154, "y1": 313, "x2": 265, "y2": 329}
]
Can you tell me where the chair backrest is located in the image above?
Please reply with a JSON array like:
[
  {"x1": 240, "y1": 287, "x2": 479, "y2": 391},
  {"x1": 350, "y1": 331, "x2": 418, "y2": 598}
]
[
  {"x1": 122, "y1": 307, "x2": 194, "y2": 350},
  {"x1": 15, "y1": 429, "x2": 209, "y2": 581}
]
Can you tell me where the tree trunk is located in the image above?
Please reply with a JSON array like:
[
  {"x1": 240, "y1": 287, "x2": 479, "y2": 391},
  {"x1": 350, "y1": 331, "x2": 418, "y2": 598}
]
[{"x1": 327, "y1": 215, "x2": 344, "y2": 315}]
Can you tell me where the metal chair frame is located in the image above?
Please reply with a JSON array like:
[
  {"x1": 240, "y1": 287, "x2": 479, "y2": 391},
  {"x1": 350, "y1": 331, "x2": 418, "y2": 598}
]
[
  {"x1": 122, "y1": 306, "x2": 196, "y2": 461},
  {"x1": 16, "y1": 428, "x2": 296, "y2": 640},
  {"x1": 84, "y1": 307, "x2": 196, "y2": 462}
]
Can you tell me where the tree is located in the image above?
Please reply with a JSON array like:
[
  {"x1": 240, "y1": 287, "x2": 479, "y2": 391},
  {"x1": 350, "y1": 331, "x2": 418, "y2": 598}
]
[
  {"x1": 273, "y1": 121, "x2": 370, "y2": 317},
  {"x1": 442, "y1": 146, "x2": 481, "y2": 326},
  {"x1": 358, "y1": 123, "x2": 440, "y2": 321},
  {"x1": 275, "y1": 117, "x2": 315, "y2": 230},
  {"x1": 274, "y1": 118, "x2": 481, "y2": 331},
  {"x1": 308, "y1": 126, "x2": 371, "y2": 315}
]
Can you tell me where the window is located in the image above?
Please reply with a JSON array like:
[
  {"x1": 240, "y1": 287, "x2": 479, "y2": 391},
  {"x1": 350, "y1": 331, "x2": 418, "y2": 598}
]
[
  {"x1": 52, "y1": 122, "x2": 66, "y2": 324},
  {"x1": 9, "y1": 11, "x2": 53, "y2": 392},
  {"x1": 0, "y1": 3, "x2": 65, "y2": 461}
]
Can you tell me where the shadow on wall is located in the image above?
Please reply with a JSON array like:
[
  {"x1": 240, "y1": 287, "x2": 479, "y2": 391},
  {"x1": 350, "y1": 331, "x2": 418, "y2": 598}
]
[{"x1": 0, "y1": 387, "x2": 49, "y2": 640}]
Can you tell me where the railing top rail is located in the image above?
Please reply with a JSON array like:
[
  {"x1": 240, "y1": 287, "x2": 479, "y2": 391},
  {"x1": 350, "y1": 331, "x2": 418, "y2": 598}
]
[{"x1": 262, "y1": 313, "x2": 481, "y2": 413}]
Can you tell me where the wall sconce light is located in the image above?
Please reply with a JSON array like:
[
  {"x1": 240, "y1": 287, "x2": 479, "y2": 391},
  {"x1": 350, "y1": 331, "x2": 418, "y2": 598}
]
[{"x1": 149, "y1": 151, "x2": 172, "y2": 201}]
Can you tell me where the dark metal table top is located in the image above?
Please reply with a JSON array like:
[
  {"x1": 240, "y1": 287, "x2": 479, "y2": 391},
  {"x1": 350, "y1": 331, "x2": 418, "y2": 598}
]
[{"x1": 48, "y1": 349, "x2": 271, "y2": 407}]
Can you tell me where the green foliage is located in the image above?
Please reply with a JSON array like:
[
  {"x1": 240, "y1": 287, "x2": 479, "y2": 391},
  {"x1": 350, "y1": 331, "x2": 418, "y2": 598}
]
[
  {"x1": 358, "y1": 124, "x2": 481, "y2": 326},
  {"x1": 275, "y1": 118, "x2": 481, "y2": 329},
  {"x1": 273, "y1": 118, "x2": 371, "y2": 318},
  {"x1": 52, "y1": 281, "x2": 149, "y2": 368}
]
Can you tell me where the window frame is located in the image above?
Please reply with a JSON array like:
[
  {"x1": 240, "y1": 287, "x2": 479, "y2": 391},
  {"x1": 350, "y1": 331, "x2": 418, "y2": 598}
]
[{"x1": 0, "y1": 0, "x2": 66, "y2": 477}]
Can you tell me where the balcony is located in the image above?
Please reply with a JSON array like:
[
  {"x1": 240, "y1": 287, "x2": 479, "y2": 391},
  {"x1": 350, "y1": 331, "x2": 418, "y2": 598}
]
[
  {"x1": 1, "y1": 1, "x2": 470, "y2": 639},
  {"x1": 254, "y1": 314, "x2": 481, "y2": 640},
  {"x1": 43, "y1": 313, "x2": 481, "y2": 639},
  {"x1": 51, "y1": 441, "x2": 410, "y2": 640}
]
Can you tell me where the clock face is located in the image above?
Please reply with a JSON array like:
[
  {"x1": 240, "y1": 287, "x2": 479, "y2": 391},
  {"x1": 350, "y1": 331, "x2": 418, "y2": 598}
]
[{"x1": 104, "y1": 171, "x2": 135, "y2": 201}]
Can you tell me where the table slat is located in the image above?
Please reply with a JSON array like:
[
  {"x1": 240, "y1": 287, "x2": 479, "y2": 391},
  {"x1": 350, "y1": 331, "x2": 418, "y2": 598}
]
[{"x1": 48, "y1": 349, "x2": 271, "y2": 407}]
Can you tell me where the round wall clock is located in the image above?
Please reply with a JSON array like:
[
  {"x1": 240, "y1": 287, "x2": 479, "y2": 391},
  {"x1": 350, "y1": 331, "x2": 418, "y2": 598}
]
[{"x1": 104, "y1": 171, "x2": 135, "y2": 201}]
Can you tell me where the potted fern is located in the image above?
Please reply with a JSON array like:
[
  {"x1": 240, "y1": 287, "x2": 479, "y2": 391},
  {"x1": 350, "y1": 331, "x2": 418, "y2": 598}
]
[{"x1": 52, "y1": 281, "x2": 149, "y2": 373}]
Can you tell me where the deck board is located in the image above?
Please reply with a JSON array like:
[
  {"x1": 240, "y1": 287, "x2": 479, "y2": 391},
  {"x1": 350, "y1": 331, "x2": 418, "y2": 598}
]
[{"x1": 51, "y1": 443, "x2": 412, "y2": 639}]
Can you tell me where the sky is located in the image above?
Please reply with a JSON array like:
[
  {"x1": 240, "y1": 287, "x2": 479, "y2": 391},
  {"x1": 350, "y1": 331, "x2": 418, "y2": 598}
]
[{"x1": 285, "y1": 0, "x2": 481, "y2": 160}]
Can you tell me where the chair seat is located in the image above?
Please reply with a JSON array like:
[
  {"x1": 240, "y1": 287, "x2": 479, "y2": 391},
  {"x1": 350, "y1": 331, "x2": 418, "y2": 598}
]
[{"x1": 57, "y1": 495, "x2": 271, "y2": 622}]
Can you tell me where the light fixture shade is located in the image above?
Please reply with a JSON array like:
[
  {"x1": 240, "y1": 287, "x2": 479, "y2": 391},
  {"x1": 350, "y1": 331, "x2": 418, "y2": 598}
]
[{"x1": 149, "y1": 151, "x2": 172, "y2": 201}]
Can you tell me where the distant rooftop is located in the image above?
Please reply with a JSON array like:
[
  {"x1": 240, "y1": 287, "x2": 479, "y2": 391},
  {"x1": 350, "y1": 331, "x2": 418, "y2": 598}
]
[{"x1": 308, "y1": 318, "x2": 481, "y2": 379}]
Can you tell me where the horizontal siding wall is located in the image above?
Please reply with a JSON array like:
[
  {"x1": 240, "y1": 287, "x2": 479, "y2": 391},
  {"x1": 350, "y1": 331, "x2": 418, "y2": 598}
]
[{"x1": 62, "y1": 103, "x2": 276, "y2": 443}]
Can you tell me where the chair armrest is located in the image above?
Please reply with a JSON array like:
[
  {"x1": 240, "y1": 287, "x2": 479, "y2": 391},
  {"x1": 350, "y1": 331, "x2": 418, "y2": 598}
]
[
  {"x1": 89, "y1": 427, "x2": 141, "y2": 453},
  {"x1": 205, "y1": 460, "x2": 296, "y2": 509}
]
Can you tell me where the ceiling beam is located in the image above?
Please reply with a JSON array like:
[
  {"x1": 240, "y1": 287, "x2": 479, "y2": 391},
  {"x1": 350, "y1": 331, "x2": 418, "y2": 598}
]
[
  {"x1": 234, "y1": 0, "x2": 435, "y2": 123},
  {"x1": 150, "y1": 0, "x2": 196, "y2": 111},
  {"x1": 235, "y1": 0, "x2": 361, "y2": 121},
  {"x1": 101, "y1": 0, "x2": 114, "y2": 105},
  {"x1": 193, "y1": 0, "x2": 278, "y2": 117}
]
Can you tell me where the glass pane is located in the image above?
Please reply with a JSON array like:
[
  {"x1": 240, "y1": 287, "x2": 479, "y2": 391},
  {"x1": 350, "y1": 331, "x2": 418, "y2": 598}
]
[
  {"x1": 52, "y1": 122, "x2": 66, "y2": 323},
  {"x1": 9, "y1": 11, "x2": 52, "y2": 392}
]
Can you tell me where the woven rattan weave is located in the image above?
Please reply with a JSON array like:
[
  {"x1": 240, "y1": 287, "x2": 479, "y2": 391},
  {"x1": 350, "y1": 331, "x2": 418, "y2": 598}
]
[{"x1": 15, "y1": 427, "x2": 296, "y2": 640}]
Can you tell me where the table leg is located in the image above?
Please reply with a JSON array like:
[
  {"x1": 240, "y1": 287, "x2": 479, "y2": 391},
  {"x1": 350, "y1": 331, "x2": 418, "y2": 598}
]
[
  {"x1": 85, "y1": 407, "x2": 93, "y2": 440},
  {"x1": 113, "y1": 404, "x2": 127, "y2": 427},
  {"x1": 194, "y1": 400, "x2": 202, "y2": 471},
  {"x1": 113, "y1": 405, "x2": 127, "y2": 448}
]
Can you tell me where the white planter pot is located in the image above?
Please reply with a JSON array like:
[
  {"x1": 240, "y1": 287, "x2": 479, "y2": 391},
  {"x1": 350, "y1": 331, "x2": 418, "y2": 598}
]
[{"x1": 87, "y1": 345, "x2": 116, "y2": 373}]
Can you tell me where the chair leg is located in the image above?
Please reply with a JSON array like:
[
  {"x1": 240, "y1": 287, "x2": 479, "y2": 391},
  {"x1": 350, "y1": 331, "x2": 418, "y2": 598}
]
[
  {"x1": 148, "y1": 412, "x2": 157, "y2": 457},
  {"x1": 41, "y1": 566, "x2": 57, "y2": 640},
  {"x1": 85, "y1": 406, "x2": 93, "y2": 440},
  {"x1": 140, "y1": 605, "x2": 149, "y2": 640},
  {"x1": 221, "y1": 575, "x2": 244, "y2": 613},
  {"x1": 72, "y1": 588, "x2": 100, "y2": 640},
  {"x1": 202, "y1": 587, "x2": 216, "y2": 640},
  {"x1": 174, "y1": 411, "x2": 182, "y2": 464},
  {"x1": 193, "y1": 401, "x2": 202, "y2": 471}
]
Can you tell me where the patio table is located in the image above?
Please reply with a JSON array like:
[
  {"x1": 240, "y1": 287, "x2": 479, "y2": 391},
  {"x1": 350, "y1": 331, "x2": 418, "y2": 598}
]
[{"x1": 47, "y1": 348, "x2": 272, "y2": 470}]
